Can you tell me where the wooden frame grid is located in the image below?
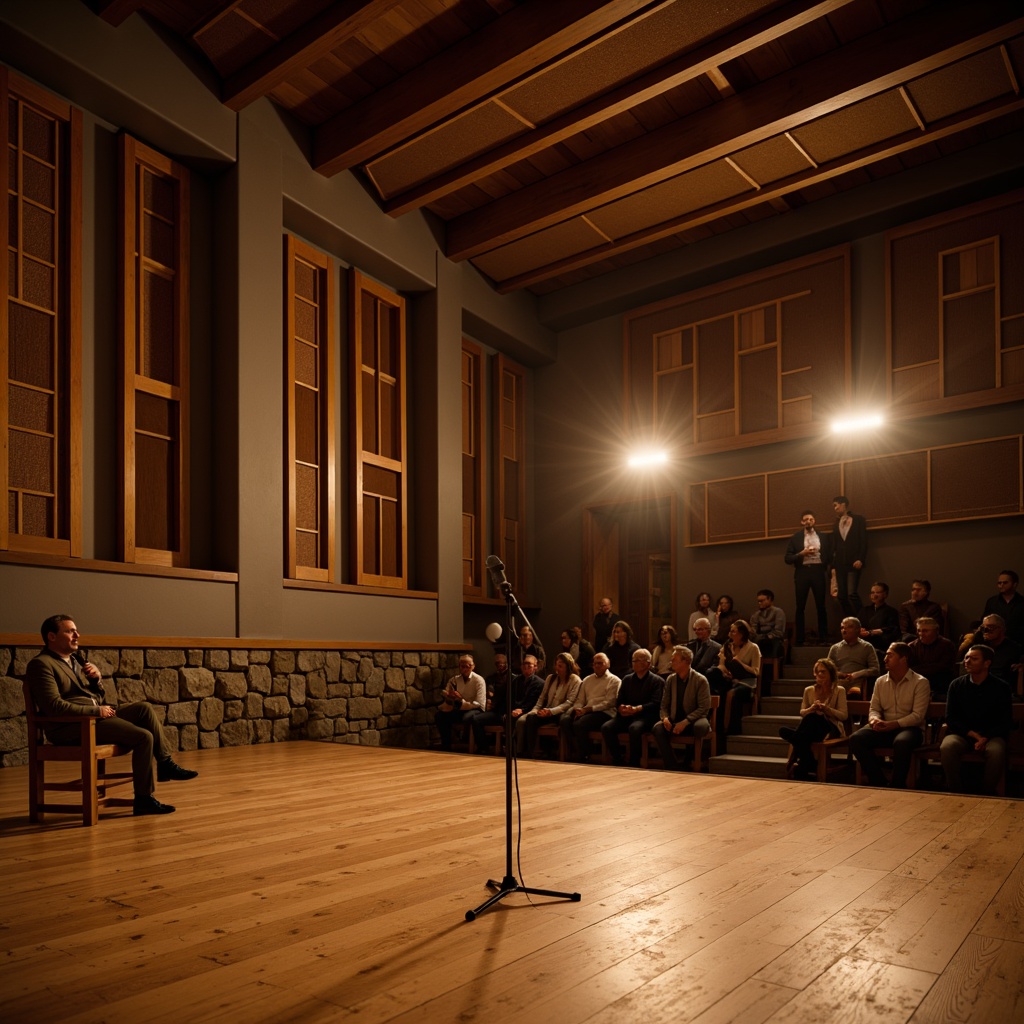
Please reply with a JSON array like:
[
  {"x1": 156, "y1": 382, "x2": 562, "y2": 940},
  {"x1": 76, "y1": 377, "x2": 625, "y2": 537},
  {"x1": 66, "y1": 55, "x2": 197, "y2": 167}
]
[
  {"x1": 1, "y1": 69, "x2": 82, "y2": 557},
  {"x1": 492, "y1": 354, "x2": 526, "y2": 598},
  {"x1": 119, "y1": 133, "x2": 189, "y2": 567},
  {"x1": 284, "y1": 234, "x2": 335, "y2": 582},
  {"x1": 461, "y1": 338, "x2": 485, "y2": 596}
]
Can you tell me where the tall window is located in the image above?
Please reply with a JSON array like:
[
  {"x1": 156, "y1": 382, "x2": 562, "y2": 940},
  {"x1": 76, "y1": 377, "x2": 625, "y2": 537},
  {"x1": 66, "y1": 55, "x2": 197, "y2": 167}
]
[
  {"x1": 2, "y1": 70, "x2": 82, "y2": 556},
  {"x1": 492, "y1": 354, "x2": 526, "y2": 597},
  {"x1": 350, "y1": 269, "x2": 407, "y2": 588},
  {"x1": 462, "y1": 339, "x2": 484, "y2": 595},
  {"x1": 284, "y1": 235, "x2": 335, "y2": 581},
  {"x1": 119, "y1": 134, "x2": 190, "y2": 565}
]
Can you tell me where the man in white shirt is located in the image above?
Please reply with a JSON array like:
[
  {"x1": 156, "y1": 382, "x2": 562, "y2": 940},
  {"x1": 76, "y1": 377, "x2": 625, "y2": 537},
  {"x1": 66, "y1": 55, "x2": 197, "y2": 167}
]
[
  {"x1": 560, "y1": 652, "x2": 620, "y2": 763},
  {"x1": 848, "y1": 642, "x2": 930, "y2": 788},
  {"x1": 784, "y1": 510, "x2": 833, "y2": 645},
  {"x1": 435, "y1": 654, "x2": 487, "y2": 752}
]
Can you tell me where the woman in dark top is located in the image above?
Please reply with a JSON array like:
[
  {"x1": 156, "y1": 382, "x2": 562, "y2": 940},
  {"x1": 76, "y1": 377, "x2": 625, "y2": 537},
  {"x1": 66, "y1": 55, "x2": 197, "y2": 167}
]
[
  {"x1": 604, "y1": 620, "x2": 640, "y2": 678},
  {"x1": 514, "y1": 625, "x2": 545, "y2": 674},
  {"x1": 713, "y1": 594, "x2": 740, "y2": 645}
]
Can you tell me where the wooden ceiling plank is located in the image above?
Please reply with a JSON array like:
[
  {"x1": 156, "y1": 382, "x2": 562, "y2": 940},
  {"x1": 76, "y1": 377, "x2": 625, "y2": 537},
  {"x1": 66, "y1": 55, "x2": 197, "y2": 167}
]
[
  {"x1": 222, "y1": 0, "x2": 406, "y2": 111},
  {"x1": 90, "y1": 0, "x2": 146, "y2": 26},
  {"x1": 312, "y1": 0, "x2": 666, "y2": 176},
  {"x1": 493, "y1": 97, "x2": 1024, "y2": 291},
  {"x1": 383, "y1": 0, "x2": 859, "y2": 216},
  {"x1": 448, "y1": 0, "x2": 1024, "y2": 261}
]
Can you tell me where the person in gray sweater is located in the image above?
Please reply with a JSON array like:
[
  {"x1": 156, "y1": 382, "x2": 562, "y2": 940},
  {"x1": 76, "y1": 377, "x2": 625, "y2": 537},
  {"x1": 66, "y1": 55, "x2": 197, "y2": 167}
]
[{"x1": 652, "y1": 645, "x2": 711, "y2": 770}]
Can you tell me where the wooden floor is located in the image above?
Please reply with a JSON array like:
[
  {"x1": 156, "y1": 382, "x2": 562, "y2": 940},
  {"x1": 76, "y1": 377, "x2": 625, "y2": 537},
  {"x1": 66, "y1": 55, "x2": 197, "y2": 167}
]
[{"x1": 1, "y1": 743, "x2": 1022, "y2": 1024}]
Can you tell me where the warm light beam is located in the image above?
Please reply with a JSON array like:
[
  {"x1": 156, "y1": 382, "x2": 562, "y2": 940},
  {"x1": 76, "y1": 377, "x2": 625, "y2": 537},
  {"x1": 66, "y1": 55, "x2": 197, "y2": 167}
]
[
  {"x1": 627, "y1": 449, "x2": 669, "y2": 468},
  {"x1": 831, "y1": 413, "x2": 884, "y2": 433}
]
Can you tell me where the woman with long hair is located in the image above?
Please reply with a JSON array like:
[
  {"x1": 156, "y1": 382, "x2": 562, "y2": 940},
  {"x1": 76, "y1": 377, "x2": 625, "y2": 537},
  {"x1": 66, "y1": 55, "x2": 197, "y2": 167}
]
[
  {"x1": 779, "y1": 658, "x2": 847, "y2": 780},
  {"x1": 707, "y1": 619, "x2": 761, "y2": 739},
  {"x1": 712, "y1": 594, "x2": 740, "y2": 644},
  {"x1": 515, "y1": 651, "x2": 581, "y2": 758},
  {"x1": 651, "y1": 624, "x2": 678, "y2": 675},
  {"x1": 604, "y1": 620, "x2": 639, "y2": 678}
]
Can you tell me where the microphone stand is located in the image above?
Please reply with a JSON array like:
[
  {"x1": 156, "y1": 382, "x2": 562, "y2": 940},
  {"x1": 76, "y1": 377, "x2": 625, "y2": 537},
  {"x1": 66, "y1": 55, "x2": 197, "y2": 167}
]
[{"x1": 465, "y1": 574, "x2": 581, "y2": 921}]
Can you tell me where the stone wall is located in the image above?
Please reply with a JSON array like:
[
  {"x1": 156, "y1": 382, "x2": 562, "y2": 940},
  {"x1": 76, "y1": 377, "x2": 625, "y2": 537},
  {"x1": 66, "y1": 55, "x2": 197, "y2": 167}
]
[{"x1": 0, "y1": 644, "x2": 463, "y2": 767}]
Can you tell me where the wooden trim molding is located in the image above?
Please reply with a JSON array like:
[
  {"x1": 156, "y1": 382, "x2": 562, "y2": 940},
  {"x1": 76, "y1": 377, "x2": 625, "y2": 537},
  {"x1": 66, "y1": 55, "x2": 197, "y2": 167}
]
[{"x1": 1, "y1": 633, "x2": 470, "y2": 652}]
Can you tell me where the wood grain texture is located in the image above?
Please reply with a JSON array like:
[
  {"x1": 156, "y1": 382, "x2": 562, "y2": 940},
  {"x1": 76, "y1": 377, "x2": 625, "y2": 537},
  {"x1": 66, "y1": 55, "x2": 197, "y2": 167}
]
[{"x1": 0, "y1": 742, "x2": 1021, "y2": 1023}]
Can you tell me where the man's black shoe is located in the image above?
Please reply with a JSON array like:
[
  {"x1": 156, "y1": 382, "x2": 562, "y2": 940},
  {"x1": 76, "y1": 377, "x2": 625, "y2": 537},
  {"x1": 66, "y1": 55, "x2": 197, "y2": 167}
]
[
  {"x1": 134, "y1": 795, "x2": 176, "y2": 816},
  {"x1": 157, "y1": 758, "x2": 199, "y2": 782}
]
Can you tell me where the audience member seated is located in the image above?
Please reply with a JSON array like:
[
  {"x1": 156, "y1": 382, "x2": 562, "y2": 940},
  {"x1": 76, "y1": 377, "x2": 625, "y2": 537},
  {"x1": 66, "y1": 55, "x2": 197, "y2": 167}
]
[
  {"x1": 687, "y1": 592, "x2": 717, "y2": 640},
  {"x1": 472, "y1": 653, "x2": 543, "y2": 754},
  {"x1": 653, "y1": 645, "x2": 711, "y2": 771},
  {"x1": 560, "y1": 652, "x2": 620, "y2": 763},
  {"x1": 601, "y1": 649, "x2": 665, "y2": 768},
  {"x1": 706, "y1": 619, "x2": 761, "y2": 741},
  {"x1": 963, "y1": 615, "x2": 1022, "y2": 686},
  {"x1": 604, "y1": 620, "x2": 640, "y2": 679},
  {"x1": 849, "y1": 642, "x2": 930, "y2": 788},
  {"x1": 983, "y1": 569, "x2": 1024, "y2": 646},
  {"x1": 686, "y1": 618, "x2": 722, "y2": 676},
  {"x1": 898, "y1": 579, "x2": 945, "y2": 640},
  {"x1": 516, "y1": 653, "x2": 581, "y2": 758},
  {"x1": 907, "y1": 617, "x2": 957, "y2": 696},
  {"x1": 779, "y1": 657, "x2": 848, "y2": 781},
  {"x1": 435, "y1": 654, "x2": 487, "y2": 751},
  {"x1": 513, "y1": 625, "x2": 545, "y2": 674},
  {"x1": 940, "y1": 644, "x2": 1013, "y2": 795},
  {"x1": 571, "y1": 625, "x2": 595, "y2": 678},
  {"x1": 592, "y1": 597, "x2": 618, "y2": 652},
  {"x1": 650, "y1": 624, "x2": 678, "y2": 676},
  {"x1": 749, "y1": 589, "x2": 786, "y2": 659},
  {"x1": 857, "y1": 582, "x2": 901, "y2": 654},
  {"x1": 712, "y1": 595, "x2": 740, "y2": 645},
  {"x1": 828, "y1": 617, "x2": 880, "y2": 697}
]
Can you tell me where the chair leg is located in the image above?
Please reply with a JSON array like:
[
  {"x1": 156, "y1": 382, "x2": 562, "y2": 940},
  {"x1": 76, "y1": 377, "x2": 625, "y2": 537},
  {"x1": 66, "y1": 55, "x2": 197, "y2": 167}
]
[{"x1": 82, "y1": 746, "x2": 99, "y2": 827}]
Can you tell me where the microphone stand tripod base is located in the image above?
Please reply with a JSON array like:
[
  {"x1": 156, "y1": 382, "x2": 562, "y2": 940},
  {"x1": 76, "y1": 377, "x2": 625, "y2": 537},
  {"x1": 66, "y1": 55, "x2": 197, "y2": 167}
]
[{"x1": 465, "y1": 875, "x2": 581, "y2": 922}]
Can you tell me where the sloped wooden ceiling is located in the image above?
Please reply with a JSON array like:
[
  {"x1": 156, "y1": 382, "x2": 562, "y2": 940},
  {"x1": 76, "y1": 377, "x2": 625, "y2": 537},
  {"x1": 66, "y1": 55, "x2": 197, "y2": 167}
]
[{"x1": 91, "y1": 0, "x2": 1024, "y2": 295}]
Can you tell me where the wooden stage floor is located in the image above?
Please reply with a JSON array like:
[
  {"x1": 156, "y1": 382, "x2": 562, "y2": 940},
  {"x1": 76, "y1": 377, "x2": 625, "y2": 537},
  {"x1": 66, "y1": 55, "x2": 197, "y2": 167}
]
[{"x1": 1, "y1": 742, "x2": 1022, "y2": 1023}]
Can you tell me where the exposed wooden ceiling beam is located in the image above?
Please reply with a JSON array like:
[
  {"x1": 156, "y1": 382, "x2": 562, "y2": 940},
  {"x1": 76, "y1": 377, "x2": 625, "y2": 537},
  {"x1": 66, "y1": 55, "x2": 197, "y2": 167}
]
[
  {"x1": 446, "y1": 0, "x2": 1023, "y2": 261},
  {"x1": 89, "y1": 0, "x2": 145, "y2": 26},
  {"x1": 492, "y1": 99, "x2": 1024, "y2": 292},
  {"x1": 381, "y1": 0, "x2": 856, "y2": 216},
  {"x1": 220, "y1": 0, "x2": 406, "y2": 111},
  {"x1": 312, "y1": 0, "x2": 661, "y2": 176}
]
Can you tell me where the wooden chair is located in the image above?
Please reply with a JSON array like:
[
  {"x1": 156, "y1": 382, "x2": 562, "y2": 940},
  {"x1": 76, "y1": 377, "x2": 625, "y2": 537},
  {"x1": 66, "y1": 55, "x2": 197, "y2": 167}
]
[
  {"x1": 643, "y1": 695, "x2": 719, "y2": 772},
  {"x1": 23, "y1": 681, "x2": 134, "y2": 826},
  {"x1": 533, "y1": 721, "x2": 568, "y2": 761},
  {"x1": 805, "y1": 700, "x2": 872, "y2": 783}
]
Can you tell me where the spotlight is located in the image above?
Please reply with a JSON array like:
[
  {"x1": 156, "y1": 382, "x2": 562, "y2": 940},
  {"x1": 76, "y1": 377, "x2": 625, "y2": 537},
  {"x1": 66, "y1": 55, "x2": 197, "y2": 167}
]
[
  {"x1": 830, "y1": 413, "x2": 884, "y2": 433},
  {"x1": 626, "y1": 449, "x2": 669, "y2": 468}
]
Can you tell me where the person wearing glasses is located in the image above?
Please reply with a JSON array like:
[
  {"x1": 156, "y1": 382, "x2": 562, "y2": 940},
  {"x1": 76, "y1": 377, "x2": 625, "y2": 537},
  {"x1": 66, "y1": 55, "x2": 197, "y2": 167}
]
[{"x1": 959, "y1": 616, "x2": 1021, "y2": 686}]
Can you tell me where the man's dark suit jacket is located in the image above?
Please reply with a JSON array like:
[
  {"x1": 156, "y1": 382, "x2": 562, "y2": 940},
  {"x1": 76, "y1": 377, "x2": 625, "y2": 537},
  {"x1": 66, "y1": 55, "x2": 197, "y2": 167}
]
[
  {"x1": 831, "y1": 513, "x2": 867, "y2": 571},
  {"x1": 26, "y1": 648, "x2": 105, "y2": 718},
  {"x1": 784, "y1": 529, "x2": 833, "y2": 571}
]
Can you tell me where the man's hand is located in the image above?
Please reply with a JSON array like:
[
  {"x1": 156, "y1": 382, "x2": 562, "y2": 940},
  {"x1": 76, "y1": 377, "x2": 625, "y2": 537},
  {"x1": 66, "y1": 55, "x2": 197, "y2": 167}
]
[
  {"x1": 511, "y1": 708, "x2": 523, "y2": 719},
  {"x1": 538, "y1": 708, "x2": 552, "y2": 718},
  {"x1": 618, "y1": 704, "x2": 638, "y2": 717},
  {"x1": 672, "y1": 720, "x2": 690, "y2": 736},
  {"x1": 98, "y1": 705, "x2": 117, "y2": 718},
  {"x1": 83, "y1": 661, "x2": 102, "y2": 683},
  {"x1": 870, "y1": 718, "x2": 897, "y2": 732}
]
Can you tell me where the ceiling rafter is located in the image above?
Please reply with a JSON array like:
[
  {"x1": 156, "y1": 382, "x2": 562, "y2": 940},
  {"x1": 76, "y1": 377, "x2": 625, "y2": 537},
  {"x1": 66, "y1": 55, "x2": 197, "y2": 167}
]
[
  {"x1": 446, "y1": 0, "x2": 1024, "y2": 262},
  {"x1": 491, "y1": 97, "x2": 1024, "y2": 292},
  {"x1": 380, "y1": 0, "x2": 857, "y2": 216},
  {"x1": 219, "y1": 0, "x2": 406, "y2": 111},
  {"x1": 311, "y1": 0, "x2": 662, "y2": 177}
]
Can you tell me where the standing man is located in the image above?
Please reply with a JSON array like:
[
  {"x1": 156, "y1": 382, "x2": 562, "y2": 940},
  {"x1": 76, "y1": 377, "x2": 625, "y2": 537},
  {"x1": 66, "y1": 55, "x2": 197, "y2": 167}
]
[
  {"x1": 828, "y1": 616, "x2": 880, "y2": 698},
  {"x1": 830, "y1": 496, "x2": 867, "y2": 617},
  {"x1": 849, "y1": 642, "x2": 930, "y2": 788},
  {"x1": 435, "y1": 654, "x2": 487, "y2": 752},
  {"x1": 652, "y1": 646, "x2": 712, "y2": 771},
  {"x1": 26, "y1": 614, "x2": 197, "y2": 816},
  {"x1": 784, "y1": 510, "x2": 833, "y2": 646},
  {"x1": 940, "y1": 645, "x2": 1013, "y2": 795},
  {"x1": 560, "y1": 652, "x2": 620, "y2": 763},
  {"x1": 592, "y1": 597, "x2": 617, "y2": 652},
  {"x1": 601, "y1": 649, "x2": 664, "y2": 768}
]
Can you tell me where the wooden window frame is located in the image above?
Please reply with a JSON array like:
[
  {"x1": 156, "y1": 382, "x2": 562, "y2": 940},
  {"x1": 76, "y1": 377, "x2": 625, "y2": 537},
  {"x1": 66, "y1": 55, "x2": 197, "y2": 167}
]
[
  {"x1": 350, "y1": 268, "x2": 407, "y2": 589},
  {"x1": 462, "y1": 339, "x2": 485, "y2": 596},
  {"x1": 1, "y1": 68, "x2": 82, "y2": 557},
  {"x1": 492, "y1": 354, "x2": 526, "y2": 598},
  {"x1": 118, "y1": 133, "x2": 190, "y2": 566},
  {"x1": 284, "y1": 234, "x2": 335, "y2": 582}
]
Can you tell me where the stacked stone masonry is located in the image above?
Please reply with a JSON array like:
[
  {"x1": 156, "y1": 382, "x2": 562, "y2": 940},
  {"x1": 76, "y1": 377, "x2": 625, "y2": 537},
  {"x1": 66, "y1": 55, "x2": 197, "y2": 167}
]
[{"x1": 0, "y1": 645, "x2": 464, "y2": 767}]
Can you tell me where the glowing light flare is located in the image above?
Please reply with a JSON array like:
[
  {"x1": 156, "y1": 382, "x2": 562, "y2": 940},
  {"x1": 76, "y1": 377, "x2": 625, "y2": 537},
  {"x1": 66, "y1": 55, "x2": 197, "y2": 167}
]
[
  {"x1": 831, "y1": 413, "x2": 884, "y2": 433},
  {"x1": 626, "y1": 449, "x2": 669, "y2": 469}
]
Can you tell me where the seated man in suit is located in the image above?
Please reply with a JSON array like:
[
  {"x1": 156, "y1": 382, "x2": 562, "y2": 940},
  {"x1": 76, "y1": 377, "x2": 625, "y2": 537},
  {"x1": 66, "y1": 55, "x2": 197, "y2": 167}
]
[
  {"x1": 686, "y1": 618, "x2": 721, "y2": 676},
  {"x1": 601, "y1": 648, "x2": 664, "y2": 768},
  {"x1": 857, "y1": 582, "x2": 901, "y2": 655},
  {"x1": 652, "y1": 645, "x2": 711, "y2": 771},
  {"x1": 26, "y1": 614, "x2": 197, "y2": 816}
]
